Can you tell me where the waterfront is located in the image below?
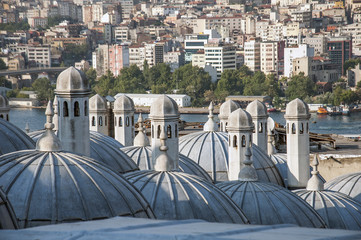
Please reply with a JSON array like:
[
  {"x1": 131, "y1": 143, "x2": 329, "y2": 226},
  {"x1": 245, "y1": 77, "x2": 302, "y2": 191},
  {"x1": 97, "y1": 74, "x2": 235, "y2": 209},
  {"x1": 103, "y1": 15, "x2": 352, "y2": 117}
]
[{"x1": 8, "y1": 108, "x2": 361, "y2": 136}]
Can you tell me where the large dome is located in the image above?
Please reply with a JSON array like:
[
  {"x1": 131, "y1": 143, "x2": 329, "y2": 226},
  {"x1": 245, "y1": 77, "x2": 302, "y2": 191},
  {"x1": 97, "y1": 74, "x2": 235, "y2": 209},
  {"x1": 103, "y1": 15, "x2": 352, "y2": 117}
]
[
  {"x1": 89, "y1": 94, "x2": 107, "y2": 111},
  {"x1": 120, "y1": 146, "x2": 212, "y2": 182},
  {"x1": 325, "y1": 172, "x2": 361, "y2": 203},
  {"x1": 124, "y1": 170, "x2": 249, "y2": 224},
  {"x1": 55, "y1": 67, "x2": 90, "y2": 94},
  {"x1": 179, "y1": 131, "x2": 283, "y2": 185},
  {"x1": 0, "y1": 118, "x2": 35, "y2": 155},
  {"x1": 0, "y1": 188, "x2": 18, "y2": 229},
  {"x1": 0, "y1": 149, "x2": 155, "y2": 228},
  {"x1": 149, "y1": 95, "x2": 179, "y2": 120},
  {"x1": 217, "y1": 180, "x2": 326, "y2": 228}
]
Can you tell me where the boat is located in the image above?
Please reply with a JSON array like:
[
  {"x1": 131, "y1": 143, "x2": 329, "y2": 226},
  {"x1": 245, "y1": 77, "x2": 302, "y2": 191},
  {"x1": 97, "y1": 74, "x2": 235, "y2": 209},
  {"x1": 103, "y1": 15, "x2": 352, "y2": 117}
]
[
  {"x1": 327, "y1": 106, "x2": 342, "y2": 116},
  {"x1": 266, "y1": 104, "x2": 277, "y2": 112},
  {"x1": 317, "y1": 107, "x2": 328, "y2": 115},
  {"x1": 342, "y1": 105, "x2": 350, "y2": 116}
]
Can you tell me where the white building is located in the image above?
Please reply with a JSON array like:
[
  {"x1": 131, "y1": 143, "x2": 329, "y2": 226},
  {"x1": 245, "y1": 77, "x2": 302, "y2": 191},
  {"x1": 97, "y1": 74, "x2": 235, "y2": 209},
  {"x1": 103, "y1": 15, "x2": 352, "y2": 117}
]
[
  {"x1": 204, "y1": 43, "x2": 237, "y2": 79},
  {"x1": 244, "y1": 39, "x2": 260, "y2": 72},
  {"x1": 260, "y1": 41, "x2": 280, "y2": 75},
  {"x1": 114, "y1": 93, "x2": 192, "y2": 107},
  {"x1": 284, "y1": 44, "x2": 314, "y2": 78}
]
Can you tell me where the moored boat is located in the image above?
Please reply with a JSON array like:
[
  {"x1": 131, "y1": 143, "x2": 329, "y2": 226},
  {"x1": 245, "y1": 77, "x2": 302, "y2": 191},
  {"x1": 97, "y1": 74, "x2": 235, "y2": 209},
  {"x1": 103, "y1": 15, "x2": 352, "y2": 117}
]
[{"x1": 317, "y1": 107, "x2": 327, "y2": 115}]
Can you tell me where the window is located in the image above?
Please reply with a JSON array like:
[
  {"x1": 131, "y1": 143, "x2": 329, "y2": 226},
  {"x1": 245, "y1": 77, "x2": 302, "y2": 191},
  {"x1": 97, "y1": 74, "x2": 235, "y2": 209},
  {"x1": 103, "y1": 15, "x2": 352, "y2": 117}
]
[
  {"x1": 126, "y1": 116, "x2": 130, "y2": 127},
  {"x1": 63, "y1": 101, "x2": 69, "y2": 117},
  {"x1": 157, "y1": 125, "x2": 161, "y2": 139},
  {"x1": 151, "y1": 125, "x2": 154, "y2": 138},
  {"x1": 259, "y1": 122, "x2": 263, "y2": 133},
  {"x1": 99, "y1": 116, "x2": 103, "y2": 126},
  {"x1": 74, "y1": 101, "x2": 80, "y2": 117},
  {"x1": 233, "y1": 135, "x2": 238, "y2": 147},
  {"x1": 167, "y1": 125, "x2": 172, "y2": 138},
  {"x1": 119, "y1": 117, "x2": 123, "y2": 126},
  {"x1": 0, "y1": 114, "x2": 3, "y2": 119},
  {"x1": 300, "y1": 123, "x2": 304, "y2": 134},
  {"x1": 92, "y1": 116, "x2": 95, "y2": 126},
  {"x1": 175, "y1": 124, "x2": 178, "y2": 137},
  {"x1": 242, "y1": 135, "x2": 246, "y2": 147},
  {"x1": 132, "y1": 116, "x2": 134, "y2": 126},
  {"x1": 84, "y1": 101, "x2": 88, "y2": 116},
  {"x1": 292, "y1": 123, "x2": 296, "y2": 134}
]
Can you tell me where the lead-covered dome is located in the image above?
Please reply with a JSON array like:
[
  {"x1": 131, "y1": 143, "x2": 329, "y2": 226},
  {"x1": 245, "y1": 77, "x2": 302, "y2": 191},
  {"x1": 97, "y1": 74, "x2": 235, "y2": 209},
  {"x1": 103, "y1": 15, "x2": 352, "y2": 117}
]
[
  {"x1": 89, "y1": 94, "x2": 107, "y2": 111},
  {"x1": 218, "y1": 100, "x2": 239, "y2": 120},
  {"x1": 0, "y1": 95, "x2": 10, "y2": 111},
  {"x1": 0, "y1": 118, "x2": 35, "y2": 155},
  {"x1": 325, "y1": 172, "x2": 361, "y2": 203},
  {"x1": 179, "y1": 131, "x2": 283, "y2": 185},
  {"x1": 149, "y1": 95, "x2": 179, "y2": 119},
  {"x1": 55, "y1": 67, "x2": 90, "y2": 94},
  {"x1": 114, "y1": 95, "x2": 135, "y2": 112},
  {"x1": 246, "y1": 100, "x2": 267, "y2": 118},
  {"x1": 285, "y1": 98, "x2": 310, "y2": 119},
  {"x1": 121, "y1": 146, "x2": 212, "y2": 182},
  {"x1": 0, "y1": 188, "x2": 18, "y2": 229},
  {"x1": 227, "y1": 108, "x2": 253, "y2": 131},
  {"x1": 124, "y1": 170, "x2": 249, "y2": 224}
]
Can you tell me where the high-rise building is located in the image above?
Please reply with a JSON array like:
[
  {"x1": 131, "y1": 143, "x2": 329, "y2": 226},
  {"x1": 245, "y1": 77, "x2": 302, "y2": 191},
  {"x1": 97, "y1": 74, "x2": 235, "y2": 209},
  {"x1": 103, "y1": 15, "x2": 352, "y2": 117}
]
[
  {"x1": 284, "y1": 44, "x2": 314, "y2": 77},
  {"x1": 260, "y1": 41, "x2": 285, "y2": 75},
  {"x1": 204, "y1": 43, "x2": 237, "y2": 79},
  {"x1": 327, "y1": 36, "x2": 352, "y2": 74},
  {"x1": 244, "y1": 38, "x2": 260, "y2": 72}
]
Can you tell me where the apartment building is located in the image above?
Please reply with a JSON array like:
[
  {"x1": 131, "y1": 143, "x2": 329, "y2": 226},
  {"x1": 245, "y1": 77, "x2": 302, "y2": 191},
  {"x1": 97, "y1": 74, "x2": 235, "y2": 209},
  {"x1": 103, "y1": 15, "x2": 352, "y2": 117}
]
[
  {"x1": 302, "y1": 34, "x2": 327, "y2": 55},
  {"x1": 204, "y1": 43, "x2": 236, "y2": 79},
  {"x1": 284, "y1": 44, "x2": 314, "y2": 77},
  {"x1": 27, "y1": 45, "x2": 51, "y2": 68},
  {"x1": 244, "y1": 38, "x2": 260, "y2": 72},
  {"x1": 260, "y1": 41, "x2": 285, "y2": 75},
  {"x1": 129, "y1": 45, "x2": 146, "y2": 70},
  {"x1": 327, "y1": 36, "x2": 352, "y2": 74}
]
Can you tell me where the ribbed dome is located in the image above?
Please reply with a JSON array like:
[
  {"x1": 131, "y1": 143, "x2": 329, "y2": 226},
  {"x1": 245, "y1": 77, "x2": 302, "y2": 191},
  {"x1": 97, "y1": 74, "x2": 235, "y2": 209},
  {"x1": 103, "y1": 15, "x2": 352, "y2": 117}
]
[
  {"x1": 325, "y1": 172, "x2": 361, "y2": 203},
  {"x1": 124, "y1": 170, "x2": 249, "y2": 224},
  {"x1": 218, "y1": 100, "x2": 240, "y2": 120},
  {"x1": 0, "y1": 95, "x2": 10, "y2": 110},
  {"x1": 0, "y1": 150, "x2": 155, "y2": 228},
  {"x1": 217, "y1": 181, "x2": 326, "y2": 228},
  {"x1": 55, "y1": 67, "x2": 90, "y2": 94},
  {"x1": 114, "y1": 95, "x2": 134, "y2": 112},
  {"x1": 0, "y1": 188, "x2": 18, "y2": 229},
  {"x1": 0, "y1": 118, "x2": 35, "y2": 155},
  {"x1": 294, "y1": 189, "x2": 361, "y2": 230},
  {"x1": 120, "y1": 146, "x2": 212, "y2": 182},
  {"x1": 179, "y1": 131, "x2": 283, "y2": 185},
  {"x1": 246, "y1": 100, "x2": 267, "y2": 118},
  {"x1": 28, "y1": 130, "x2": 138, "y2": 174},
  {"x1": 149, "y1": 95, "x2": 179, "y2": 119},
  {"x1": 227, "y1": 108, "x2": 253, "y2": 131},
  {"x1": 285, "y1": 98, "x2": 310, "y2": 119},
  {"x1": 89, "y1": 94, "x2": 107, "y2": 111}
]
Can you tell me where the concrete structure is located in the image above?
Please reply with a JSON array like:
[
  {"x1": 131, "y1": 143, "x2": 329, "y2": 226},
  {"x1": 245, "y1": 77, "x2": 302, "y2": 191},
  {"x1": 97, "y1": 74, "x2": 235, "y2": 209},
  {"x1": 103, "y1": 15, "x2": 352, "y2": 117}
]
[
  {"x1": 114, "y1": 93, "x2": 191, "y2": 107},
  {"x1": 327, "y1": 36, "x2": 352, "y2": 74},
  {"x1": 27, "y1": 45, "x2": 51, "y2": 68},
  {"x1": 89, "y1": 94, "x2": 108, "y2": 136},
  {"x1": 303, "y1": 34, "x2": 327, "y2": 55},
  {"x1": 218, "y1": 99, "x2": 240, "y2": 132},
  {"x1": 284, "y1": 98, "x2": 311, "y2": 189},
  {"x1": 204, "y1": 43, "x2": 237, "y2": 79},
  {"x1": 284, "y1": 44, "x2": 314, "y2": 78},
  {"x1": 246, "y1": 100, "x2": 268, "y2": 154},
  {"x1": 244, "y1": 39, "x2": 260, "y2": 72},
  {"x1": 347, "y1": 63, "x2": 361, "y2": 87},
  {"x1": 114, "y1": 95, "x2": 135, "y2": 147},
  {"x1": 260, "y1": 41, "x2": 284, "y2": 75}
]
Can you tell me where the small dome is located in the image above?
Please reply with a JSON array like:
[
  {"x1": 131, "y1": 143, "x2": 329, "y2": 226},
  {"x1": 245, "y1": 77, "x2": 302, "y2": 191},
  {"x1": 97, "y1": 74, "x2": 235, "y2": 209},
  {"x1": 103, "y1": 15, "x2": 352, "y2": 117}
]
[
  {"x1": 0, "y1": 118, "x2": 35, "y2": 156},
  {"x1": 325, "y1": 172, "x2": 361, "y2": 203},
  {"x1": 217, "y1": 181, "x2": 326, "y2": 228},
  {"x1": 89, "y1": 94, "x2": 107, "y2": 111},
  {"x1": 124, "y1": 171, "x2": 249, "y2": 224},
  {"x1": 120, "y1": 146, "x2": 212, "y2": 182},
  {"x1": 246, "y1": 100, "x2": 267, "y2": 118},
  {"x1": 55, "y1": 67, "x2": 90, "y2": 94},
  {"x1": 294, "y1": 190, "x2": 361, "y2": 230},
  {"x1": 227, "y1": 108, "x2": 254, "y2": 131},
  {"x1": 0, "y1": 150, "x2": 155, "y2": 228},
  {"x1": 179, "y1": 131, "x2": 284, "y2": 185},
  {"x1": 114, "y1": 95, "x2": 135, "y2": 112},
  {"x1": 219, "y1": 100, "x2": 240, "y2": 120},
  {"x1": 0, "y1": 188, "x2": 18, "y2": 229},
  {"x1": 149, "y1": 95, "x2": 179, "y2": 120},
  {"x1": 0, "y1": 95, "x2": 10, "y2": 110},
  {"x1": 285, "y1": 98, "x2": 310, "y2": 119}
]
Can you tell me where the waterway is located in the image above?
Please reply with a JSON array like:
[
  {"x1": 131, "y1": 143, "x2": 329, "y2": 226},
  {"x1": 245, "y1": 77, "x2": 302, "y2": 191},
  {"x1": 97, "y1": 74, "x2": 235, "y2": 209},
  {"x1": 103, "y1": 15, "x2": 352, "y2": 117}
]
[{"x1": 8, "y1": 108, "x2": 361, "y2": 135}]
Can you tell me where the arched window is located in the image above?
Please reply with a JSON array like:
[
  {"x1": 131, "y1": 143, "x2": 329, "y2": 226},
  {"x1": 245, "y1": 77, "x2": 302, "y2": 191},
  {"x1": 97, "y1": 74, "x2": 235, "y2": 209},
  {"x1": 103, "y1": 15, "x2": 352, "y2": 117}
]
[
  {"x1": 306, "y1": 122, "x2": 309, "y2": 133},
  {"x1": 259, "y1": 122, "x2": 263, "y2": 133},
  {"x1": 157, "y1": 125, "x2": 161, "y2": 139},
  {"x1": 84, "y1": 101, "x2": 88, "y2": 116},
  {"x1": 175, "y1": 124, "x2": 178, "y2": 137},
  {"x1": 151, "y1": 125, "x2": 154, "y2": 138},
  {"x1": 6, "y1": 115, "x2": 9, "y2": 121},
  {"x1": 132, "y1": 116, "x2": 134, "y2": 126},
  {"x1": 292, "y1": 123, "x2": 296, "y2": 134},
  {"x1": 74, "y1": 101, "x2": 80, "y2": 117},
  {"x1": 63, "y1": 101, "x2": 69, "y2": 117},
  {"x1": 167, "y1": 125, "x2": 172, "y2": 138},
  {"x1": 119, "y1": 117, "x2": 123, "y2": 126},
  {"x1": 105, "y1": 116, "x2": 107, "y2": 126},
  {"x1": 242, "y1": 135, "x2": 246, "y2": 147},
  {"x1": 58, "y1": 101, "x2": 60, "y2": 114},
  {"x1": 114, "y1": 117, "x2": 117, "y2": 126},
  {"x1": 233, "y1": 135, "x2": 238, "y2": 147},
  {"x1": 126, "y1": 116, "x2": 129, "y2": 127},
  {"x1": 300, "y1": 123, "x2": 304, "y2": 134},
  {"x1": 99, "y1": 116, "x2": 103, "y2": 126},
  {"x1": 92, "y1": 116, "x2": 95, "y2": 126},
  {"x1": 0, "y1": 114, "x2": 3, "y2": 119}
]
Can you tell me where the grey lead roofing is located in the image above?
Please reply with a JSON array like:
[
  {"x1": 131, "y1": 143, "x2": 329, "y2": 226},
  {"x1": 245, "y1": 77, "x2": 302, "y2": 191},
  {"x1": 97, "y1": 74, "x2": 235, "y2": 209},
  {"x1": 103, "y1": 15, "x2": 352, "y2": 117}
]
[
  {"x1": 0, "y1": 187, "x2": 18, "y2": 229},
  {"x1": 325, "y1": 172, "x2": 361, "y2": 204}
]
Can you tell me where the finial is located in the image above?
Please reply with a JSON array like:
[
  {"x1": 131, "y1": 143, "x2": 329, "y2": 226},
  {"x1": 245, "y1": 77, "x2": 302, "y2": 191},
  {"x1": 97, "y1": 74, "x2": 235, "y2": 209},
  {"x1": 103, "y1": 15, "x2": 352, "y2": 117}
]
[
  {"x1": 133, "y1": 113, "x2": 150, "y2": 147},
  {"x1": 36, "y1": 101, "x2": 62, "y2": 152},
  {"x1": 306, "y1": 154, "x2": 324, "y2": 191},
  {"x1": 238, "y1": 146, "x2": 258, "y2": 181},
  {"x1": 52, "y1": 96, "x2": 58, "y2": 131},
  {"x1": 153, "y1": 127, "x2": 173, "y2": 171},
  {"x1": 25, "y1": 123, "x2": 30, "y2": 133},
  {"x1": 203, "y1": 101, "x2": 218, "y2": 132}
]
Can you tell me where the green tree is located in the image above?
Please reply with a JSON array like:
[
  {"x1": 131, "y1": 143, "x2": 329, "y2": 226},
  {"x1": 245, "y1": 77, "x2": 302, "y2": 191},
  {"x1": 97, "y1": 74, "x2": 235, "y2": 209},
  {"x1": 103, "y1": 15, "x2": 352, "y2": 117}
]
[
  {"x1": 0, "y1": 58, "x2": 7, "y2": 70},
  {"x1": 343, "y1": 58, "x2": 361, "y2": 75},
  {"x1": 94, "y1": 70, "x2": 116, "y2": 96},
  {"x1": 215, "y1": 69, "x2": 243, "y2": 101},
  {"x1": 285, "y1": 73, "x2": 317, "y2": 101},
  {"x1": 62, "y1": 44, "x2": 89, "y2": 66},
  {"x1": 32, "y1": 78, "x2": 54, "y2": 102},
  {"x1": 0, "y1": 20, "x2": 30, "y2": 32},
  {"x1": 86, "y1": 68, "x2": 97, "y2": 89},
  {"x1": 146, "y1": 63, "x2": 172, "y2": 94},
  {"x1": 114, "y1": 65, "x2": 146, "y2": 93},
  {"x1": 243, "y1": 71, "x2": 269, "y2": 96}
]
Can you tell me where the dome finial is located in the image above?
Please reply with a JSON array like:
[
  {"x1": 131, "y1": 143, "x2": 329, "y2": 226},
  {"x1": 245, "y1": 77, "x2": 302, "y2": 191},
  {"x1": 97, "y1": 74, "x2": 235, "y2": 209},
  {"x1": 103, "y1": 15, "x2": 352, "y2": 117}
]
[
  {"x1": 238, "y1": 146, "x2": 258, "y2": 181},
  {"x1": 53, "y1": 96, "x2": 58, "y2": 131},
  {"x1": 203, "y1": 101, "x2": 218, "y2": 132},
  {"x1": 154, "y1": 127, "x2": 173, "y2": 171},
  {"x1": 36, "y1": 101, "x2": 62, "y2": 152},
  {"x1": 306, "y1": 154, "x2": 324, "y2": 191},
  {"x1": 25, "y1": 122, "x2": 30, "y2": 133},
  {"x1": 133, "y1": 113, "x2": 150, "y2": 147}
]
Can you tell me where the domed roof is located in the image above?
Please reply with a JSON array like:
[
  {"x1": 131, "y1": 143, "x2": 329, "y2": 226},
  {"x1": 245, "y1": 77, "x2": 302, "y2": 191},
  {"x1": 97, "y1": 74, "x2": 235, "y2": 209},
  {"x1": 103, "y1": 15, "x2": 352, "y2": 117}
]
[
  {"x1": 120, "y1": 146, "x2": 212, "y2": 182},
  {"x1": 179, "y1": 131, "x2": 284, "y2": 185},
  {"x1": 0, "y1": 149, "x2": 155, "y2": 228},
  {"x1": 124, "y1": 170, "x2": 249, "y2": 224},
  {"x1": 325, "y1": 172, "x2": 361, "y2": 203},
  {"x1": 217, "y1": 180, "x2": 326, "y2": 227},
  {"x1": 246, "y1": 100, "x2": 268, "y2": 118},
  {"x1": 0, "y1": 118, "x2": 35, "y2": 156},
  {"x1": 227, "y1": 108, "x2": 253, "y2": 131},
  {"x1": 149, "y1": 95, "x2": 179, "y2": 120},
  {"x1": 219, "y1": 100, "x2": 240, "y2": 120},
  {"x1": 285, "y1": 98, "x2": 310, "y2": 119},
  {"x1": 0, "y1": 188, "x2": 18, "y2": 229},
  {"x1": 55, "y1": 67, "x2": 90, "y2": 94},
  {"x1": 89, "y1": 94, "x2": 107, "y2": 111},
  {"x1": 114, "y1": 94, "x2": 134, "y2": 112},
  {"x1": 0, "y1": 95, "x2": 10, "y2": 110}
]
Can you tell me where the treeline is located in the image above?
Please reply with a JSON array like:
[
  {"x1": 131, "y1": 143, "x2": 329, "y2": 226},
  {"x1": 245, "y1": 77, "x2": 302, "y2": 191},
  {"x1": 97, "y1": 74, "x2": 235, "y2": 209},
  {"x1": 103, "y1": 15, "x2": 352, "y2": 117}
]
[{"x1": 0, "y1": 20, "x2": 30, "y2": 32}]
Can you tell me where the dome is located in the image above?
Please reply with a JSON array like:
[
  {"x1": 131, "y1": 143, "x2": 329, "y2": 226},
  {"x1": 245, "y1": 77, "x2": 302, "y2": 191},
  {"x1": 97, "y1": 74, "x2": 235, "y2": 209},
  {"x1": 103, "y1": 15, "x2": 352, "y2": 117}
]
[
  {"x1": 179, "y1": 131, "x2": 284, "y2": 185},
  {"x1": 89, "y1": 94, "x2": 107, "y2": 111},
  {"x1": 245, "y1": 100, "x2": 267, "y2": 118},
  {"x1": 227, "y1": 108, "x2": 253, "y2": 131},
  {"x1": 0, "y1": 188, "x2": 18, "y2": 229},
  {"x1": 124, "y1": 170, "x2": 249, "y2": 224},
  {"x1": 284, "y1": 98, "x2": 310, "y2": 119},
  {"x1": 218, "y1": 100, "x2": 240, "y2": 120},
  {"x1": 325, "y1": 172, "x2": 361, "y2": 203},
  {"x1": 0, "y1": 118, "x2": 35, "y2": 156},
  {"x1": 149, "y1": 95, "x2": 179, "y2": 120},
  {"x1": 217, "y1": 180, "x2": 326, "y2": 228},
  {"x1": 0, "y1": 149, "x2": 155, "y2": 228},
  {"x1": 114, "y1": 95, "x2": 134, "y2": 112},
  {"x1": 55, "y1": 67, "x2": 90, "y2": 94},
  {"x1": 120, "y1": 146, "x2": 213, "y2": 182},
  {"x1": 0, "y1": 95, "x2": 10, "y2": 110}
]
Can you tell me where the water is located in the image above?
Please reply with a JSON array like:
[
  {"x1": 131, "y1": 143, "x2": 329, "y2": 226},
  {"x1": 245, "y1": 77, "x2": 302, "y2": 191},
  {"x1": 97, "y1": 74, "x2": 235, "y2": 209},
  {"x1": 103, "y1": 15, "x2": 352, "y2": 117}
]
[{"x1": 8, "y1": 108, "x2": 361, "y2": 135}]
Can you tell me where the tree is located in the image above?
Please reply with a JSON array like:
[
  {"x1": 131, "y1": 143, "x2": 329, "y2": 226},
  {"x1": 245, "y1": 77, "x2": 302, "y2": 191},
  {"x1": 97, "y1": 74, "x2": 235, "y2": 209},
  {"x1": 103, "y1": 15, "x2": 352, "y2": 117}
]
[
  {"x1": 145, "y1": 63, "x2": 172, "y2": 94},
  {"x1": 0, "y1": 20, "x2": 30, "y2": 32},
  {"x1": 215, "y1": 69, "x2": 243, "y2": 101},
  {"x1": 0, "y1": 59, "x2": 7, "y2": 70},
  {"x1": 85, "y1": 68, "x2": 97, "y2": 89},
  {"x1": 285, "y1": 73, "x2": 317, "y2": 101},
  {"x1": 32, "y1": 78, "x2": 54, "y2": 102},
  {"x1": 62, "y1": 44, "x2": 89, "y2": 66},
  {"x1": 114, "y1": 65, "x2": 146, "y2": 93},
  {"x1": 343, "y1": 58, "x2": 361, "y2": 75},
  {"x1": 94, "y1": 70, "x2": 116, "y2": 96}
]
